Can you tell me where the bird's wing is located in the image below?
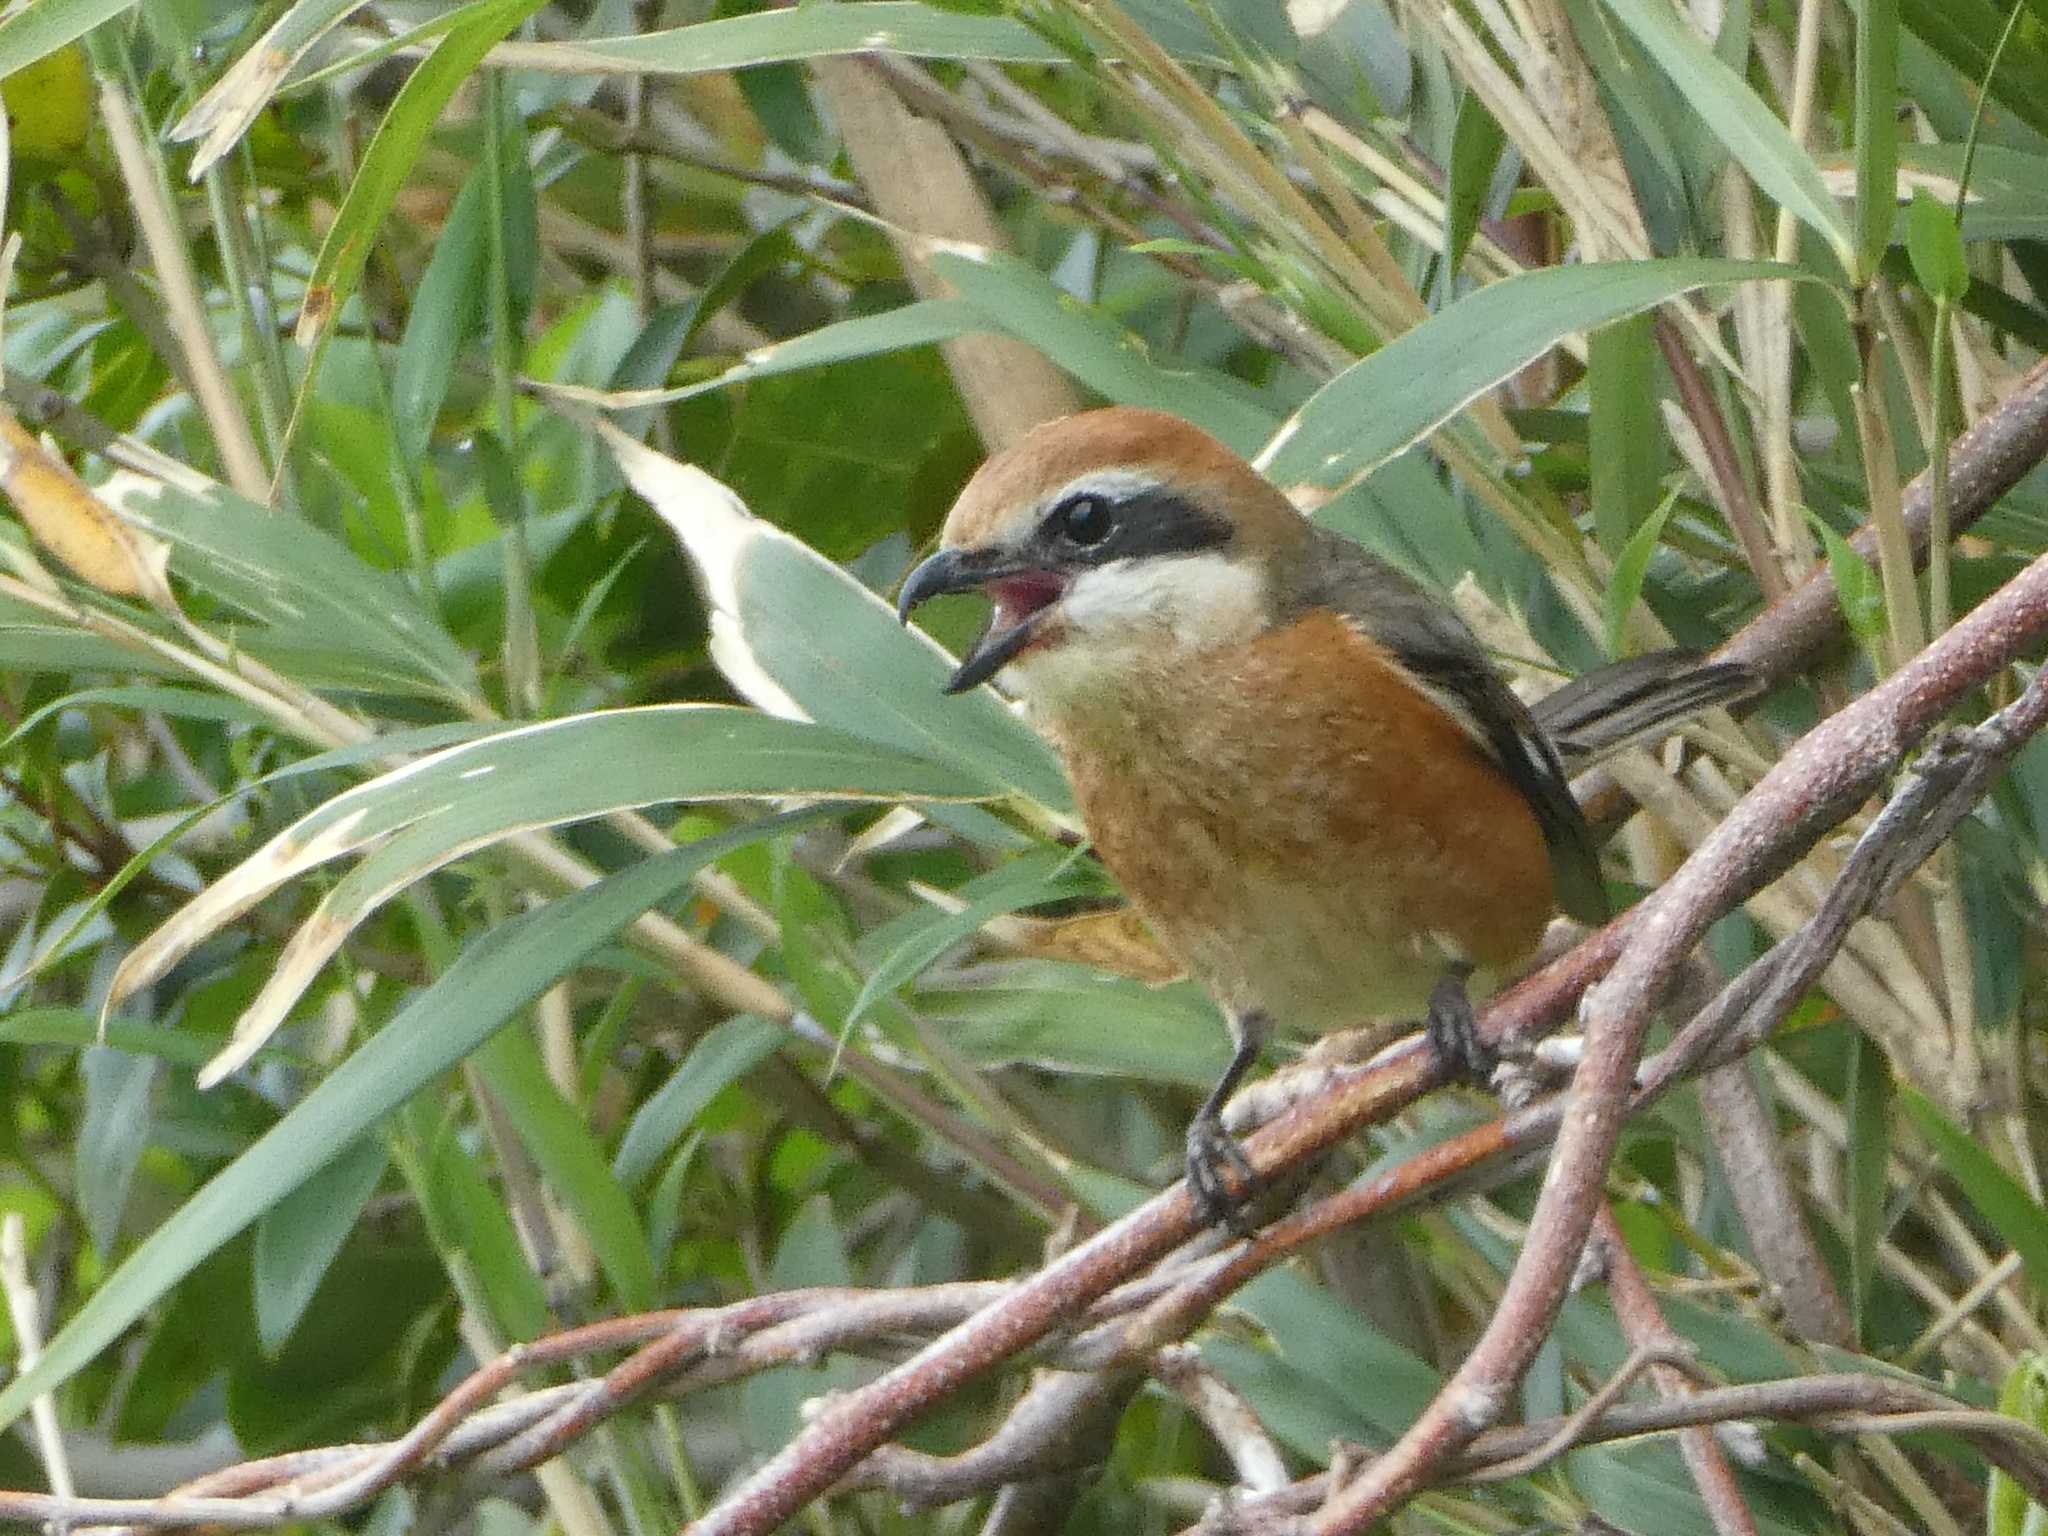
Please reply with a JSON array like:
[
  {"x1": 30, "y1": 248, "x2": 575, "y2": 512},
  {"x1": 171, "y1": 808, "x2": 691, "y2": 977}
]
[
  {"x1": 1532, "y1": 649, "x2": 1756, "y2": 768},
  {"x1": 1295, "y1": 530, "x2": 1611, "y2": 925}
]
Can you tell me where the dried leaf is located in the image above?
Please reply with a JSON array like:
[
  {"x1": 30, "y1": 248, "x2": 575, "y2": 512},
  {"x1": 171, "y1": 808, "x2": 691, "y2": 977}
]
[{"x1": 0, "y1": 411, "x2": 169, "y2": 599}]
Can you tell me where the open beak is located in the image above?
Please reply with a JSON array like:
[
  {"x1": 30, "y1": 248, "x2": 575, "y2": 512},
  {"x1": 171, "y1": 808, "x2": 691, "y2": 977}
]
[{"x1": 897, "y1": 548, "x2": 1061, "y2": 695}]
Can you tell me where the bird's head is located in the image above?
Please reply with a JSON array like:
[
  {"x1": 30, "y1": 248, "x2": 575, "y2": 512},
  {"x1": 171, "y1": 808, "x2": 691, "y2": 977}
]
[{"x1": 897, "y1": 408, "x2": 1303, "y2": 712}]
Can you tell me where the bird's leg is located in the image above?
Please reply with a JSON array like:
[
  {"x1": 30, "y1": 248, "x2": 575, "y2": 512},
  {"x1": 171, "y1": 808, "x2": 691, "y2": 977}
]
[
  {"x1": 1424, "y1": 963, "x2": 1497, "y2": 1086},
  {"x1": 1186, "y1": 1009, "x2": 1267, "y2": 1232}
]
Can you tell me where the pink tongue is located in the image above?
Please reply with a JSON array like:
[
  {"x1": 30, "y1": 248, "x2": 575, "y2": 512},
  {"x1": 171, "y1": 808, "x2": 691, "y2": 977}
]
[{"x1": 989, "y1": 572, "x2": 1063, "y2": 629}]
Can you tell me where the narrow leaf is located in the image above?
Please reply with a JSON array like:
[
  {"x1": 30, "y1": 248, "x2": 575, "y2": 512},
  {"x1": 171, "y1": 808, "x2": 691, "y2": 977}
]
[
  {"x1": 1904, "y1": 186, "x2": 1970, "y2": 301},
  {"x1": 1603, "y1": 488, "x2": 1682, "y2": 659},
  {"x1": 253, "y1": 1135, "x2": 388, "y2": 1353},
  {"x1": 1845, "y1": 1031, "x2": 1893, "y2": 1336},
  {"x1": 0, "y1": 0, "x2": 130, "y2": 81},
  {"x1": 0, "y1": 823, "x2": 789, "y2": 1435},
  {"x1": 613, "y1": 1017, "x2": 782, "y2": 1187},
  {"x1": 1262, "y1": 259, "x2": 1804, "y2": 490},
  {"x1": 1601, "y1": 0, "x2": 1857, "y2": 265},
  {"x1": 294, "y1": 0, "x2": 546, "y2": 348},
  {"x1": 76, "y1": 1047, "x2": 157, "y2": 1258},
  {"x1": 1589, "y1": 310, "x2": 1661, "y2": 558},
  {"x1": 1904, "y1": 1087, "x2": 2048, "y2": 1293},
  {"x1": 1856, "y1": 0, "x2": 1903, "y2": 281},
  {"x1": 474, "y1": 1027, "x2": 658, "y2": 1310},
  {"x1": 1988, "y1": 1356, "x2": 2048, "y2": 1536},
  {"x1": 1442, "y1": 92, "x2": 1508, "y2": 291}
]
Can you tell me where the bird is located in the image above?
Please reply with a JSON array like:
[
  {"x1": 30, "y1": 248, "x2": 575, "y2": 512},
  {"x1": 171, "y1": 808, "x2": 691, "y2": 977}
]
[{"x1": 896, "y1": 406, "x2": 1752, "y2": 1226}]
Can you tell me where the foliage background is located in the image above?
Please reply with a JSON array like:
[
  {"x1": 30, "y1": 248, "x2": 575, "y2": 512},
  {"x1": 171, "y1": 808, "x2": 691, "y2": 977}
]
[{"x1": 1, "y1": 0, "x2": 2048, "y2": 1531}]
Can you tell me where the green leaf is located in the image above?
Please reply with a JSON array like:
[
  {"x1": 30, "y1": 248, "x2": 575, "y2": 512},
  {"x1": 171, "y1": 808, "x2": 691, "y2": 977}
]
[
  {"x1": 405, "y1": 1113, "x2": 551, "y2": 1341},
  {"x1": 558, "y1": 300, "x2": 982, "y2": 412},
  {"x1": 506, "y1": 3, "x2": 1065, "y2": 75},
  {"x1": 167, "y1": 0, "x2": 374, "y2": 176},
  {"x1": 109, "y1": 707, "x2": 990, "y2": 1081},
  {"x1": 1570, "y1": 1440, "x2": 1814, "y2": 1536},
  {"x1": 1845, "y1": 1031, "x2": 1893, "y2": 1337},
  {"x1": 917, "y1": 962, "x2": 1228, "y2": 1087},
  {"x1": 392, "y1": 166, "x2": 489, "y2": 464},
  {"x1": 1442, "y1": 91, "x2": 1508, "y2": 290},
  {"x1": 1807, "y1": 510, "x2": 1889, "y2": 642},
  {"x1": 474, "y1": 1026, "x2": 657, "y2": 1311},
  {"x1": 1208, "y1": 1271, "x2": 1440, "y2": 1449},
  {"x1": 253, "y1": 1135, "x2": 389, "y2": 1354},
  {"x1": 0, "y1": 684, "x2": 270, "y2": 753},
  {"x1": 0, "y1": 0, "x2": 129, "y2": 81},
  {"x1": 104, "y1": 471, "x2": 478, "y2": 702},
  {"x1": 612, "y1": 1016, "x2": 782, "y2": 1187},
  {"x1": 1904, "y1": 1086, "x2": 2048, "y2": 1293},
  {"x1": 1589, "y1": 310, "x2": 1661, "y2": 558},
  {"x1": 1856, "y1": 0, "x2": 1903, "y2": 281},
  {"x1": 1603, "y1": 487, "x2": 1683, "y2": 658},
  {"x1": 295, "y1": 0, "x2": 546, "y2": 349},
  {"x1": 1900, "y1": 0, "x2": 2048, "y2": 143},
  {"x1": 0, "y1": 1008, "x2": 282, "y2": 1070},
  {"x1": 76, "y1": 1046, "x2": 157, "y2": 1259},
  {"x1": 743, "y1": 1195, "x2": 860, "y2": 1454},
  {"x1": 0, "y1": 821, "x2": 789, "y2": 1435},
  {"x1": 1600, "y1": 0, "x2": 1858, "y2": 265},
  {"x1": 1905, "y1": 186, "x2": 1970, "y2": 300},
  {"x1": 847, "y1": 850, "x2": 1086, "y2": 1029},
  {"x1": 598, "y1": 421, "x2": 1072, "y2": 810},
  {"x1": 925, "y1": 248, "x2": 1281, "y2": 457},
  {"x1": 1263, "y1": 259, "x2": 1805, "y2": 490},
  {"x1": 1988, "y1": 1355, "x2": 2048, "y2": 1536}
]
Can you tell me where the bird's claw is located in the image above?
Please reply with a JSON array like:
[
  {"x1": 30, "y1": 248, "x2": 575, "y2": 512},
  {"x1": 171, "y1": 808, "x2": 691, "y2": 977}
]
[
  {"x1": 1425, "y1": 970, "x2": 1497, "y2": 1086},
  {"x1": 1186, "y1": 1110, "x2": 1258, "y2": 1234}
]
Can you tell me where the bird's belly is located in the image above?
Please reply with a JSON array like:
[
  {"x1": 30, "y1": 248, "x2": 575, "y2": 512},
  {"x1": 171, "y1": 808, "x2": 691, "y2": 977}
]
[
  {"x1": 1164, "y1": 849, "x2": 1475, "y2": 1034},
  {"x1": 1053, "y1": 635, "x2": 1555, "y2": 1034}
]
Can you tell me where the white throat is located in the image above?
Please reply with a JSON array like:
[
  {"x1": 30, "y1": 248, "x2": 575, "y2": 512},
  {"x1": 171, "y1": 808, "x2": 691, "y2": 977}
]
[{"x1": 1004, "y1": 552, "x2": 1266, "y2": 715}]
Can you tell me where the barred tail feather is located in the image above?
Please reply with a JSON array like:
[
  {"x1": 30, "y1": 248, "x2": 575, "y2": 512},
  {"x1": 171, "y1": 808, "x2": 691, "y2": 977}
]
[{"x1": 1534, "y1": 649, "x2": 1759, "y2": 769}]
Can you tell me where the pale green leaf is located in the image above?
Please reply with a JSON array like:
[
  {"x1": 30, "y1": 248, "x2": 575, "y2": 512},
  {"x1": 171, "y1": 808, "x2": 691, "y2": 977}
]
[{"x1": 1263, "y1": 259, "x2": 1804, "y2": 490}]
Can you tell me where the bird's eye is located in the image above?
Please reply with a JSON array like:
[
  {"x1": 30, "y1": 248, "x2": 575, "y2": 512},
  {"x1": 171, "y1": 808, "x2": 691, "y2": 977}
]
[{"x1": 1050, "y1": 493, "x2": 1114, "y2": 547}]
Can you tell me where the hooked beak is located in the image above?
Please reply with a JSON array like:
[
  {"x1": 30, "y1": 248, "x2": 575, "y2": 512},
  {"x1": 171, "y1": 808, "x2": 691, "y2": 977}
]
[{"x1": 897, "y1": 548, "x2": 1063, "y2": 695}]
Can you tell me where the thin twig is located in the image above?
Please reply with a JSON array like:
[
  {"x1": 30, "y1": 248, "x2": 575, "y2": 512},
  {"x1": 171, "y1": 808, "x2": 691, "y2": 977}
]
[
  {"x1": 1656, "y1": 316, "x2": 1788, "y2": 601},
  {"x1": 1469, "y1": 1337, "x2": 1706, "y2": 1484},
  {"x1": 1152, "y1": 1347, "x2": 1290, "y2": 1494},
  {"x1": 1204, "y1": 1372, "x2": 2048, "y2": 1526},
  {"x1": 1589, "y1": 1207, "x2": 1761, "y2": 1536}
]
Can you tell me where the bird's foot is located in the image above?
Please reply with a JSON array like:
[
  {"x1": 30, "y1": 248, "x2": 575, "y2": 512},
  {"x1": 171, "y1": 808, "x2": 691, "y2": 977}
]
[
  {"x1": 1186, "y1": 1110, "x2": 1259, "y2": 1235},
  {"x1": 1424, "y1": 970, "x2": 1497, "y2": 1087}
]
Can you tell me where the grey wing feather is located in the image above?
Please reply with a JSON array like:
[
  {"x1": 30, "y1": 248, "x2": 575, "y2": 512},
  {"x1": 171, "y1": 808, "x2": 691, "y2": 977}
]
[
  {"x1": 1294, "y1": 529, "x2": 1611, "y2": 926},
  {"x1": 1533, "y1": 649, "x2": 1757, "y2": 768}
]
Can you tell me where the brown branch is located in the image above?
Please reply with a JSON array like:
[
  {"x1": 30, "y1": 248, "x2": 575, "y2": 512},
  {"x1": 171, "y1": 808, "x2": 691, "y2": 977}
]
[
  {"x1": 683, "y1": 1045, "x2": 1443, "y2": 1536},
  {"x1": 1468, "y1": 1337, "x2": 1708, "y2": 1484},
  {"x1": 1695, "y1": 1059, "x2": 1855, "y2": 1347},
  {"x1": 1305, "y1": 562, "x2": 2048, "y2": 1533},
  {"x1": 1592, "y1": 1207, "x2": 1761, "y2": 1536},
  {"x1": 1206, "y1": 1372, "x2": 2048, "y2": 1526},
  {"x1": 844, "y1": 1369, "x2": 1141, "y2": 1509},
  {"x1": 1153, "y1": 1346, "x2": 1291, "y2": 1494},
  {"x1": 1655, "y1": 316, "x2": 1788, "y2": 603}
]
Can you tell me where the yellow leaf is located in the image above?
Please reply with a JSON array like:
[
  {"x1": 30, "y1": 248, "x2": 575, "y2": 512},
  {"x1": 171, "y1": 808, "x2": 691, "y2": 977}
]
[{"x1": 0, "y1": 412, "x2": 167, "y2": 598}]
